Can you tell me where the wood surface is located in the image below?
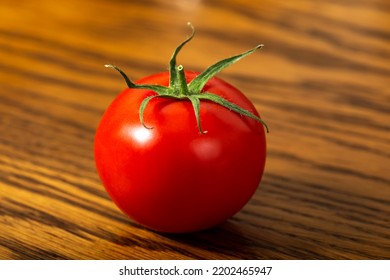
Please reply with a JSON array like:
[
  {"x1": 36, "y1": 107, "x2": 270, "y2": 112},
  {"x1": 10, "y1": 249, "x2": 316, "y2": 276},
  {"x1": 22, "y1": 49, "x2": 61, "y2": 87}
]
[{"x1": 0, "y1": 0, "x2": 389, "y2": 259}]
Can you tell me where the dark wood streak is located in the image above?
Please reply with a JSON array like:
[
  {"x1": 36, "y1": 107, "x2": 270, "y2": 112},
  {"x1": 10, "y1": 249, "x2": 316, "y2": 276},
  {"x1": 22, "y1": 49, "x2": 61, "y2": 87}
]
[
  {"x1": 0, "y1": 28, "x2": 109, "y2": 63},
  {"x1": 1, "y1": 199, "x2": 94, "y2": 242},
  {"x1": 0, "y1": 113, "x2": 95, "y2": 163},
  {"x1": 1, "y1": 84, "x2": 104, "y2": 115},
  {"x1": 239, "y1": 209, "x2": 389, "y2": 259},
  {"x1": 265, "y1": 173, "x2": 390, "y2": 208},
  {"x1": 0, "y1": 173, "x2": 114, "y2": 220},
  {"x1": 306, "y1": 28, "x2": 390, "y2": 60},
  {"x1": 266, "y1": 113, "x2": 389, "y2": 146},
  {"x1": 202, "y1": 28, "x2": 390, "y2": 78},
  {"x1": 0, "y1": 94, "x2": 96, "y2": 136},
  {"x1": 0, "y1": 136, "x2": 97, "y2": 177},
  {"x1": 207, "y1": 0, "x2": 390, "y2": 50},
  {"x1": 0, "y1": 63, "x2": 110, "y2": 95},
  {"x1": 0, "y1": 106, "x2": 97, "y2": 157},
  {"x1": 297, "y1": 80, "x2": 390, "y2": 114},
  {"x1": 270, "y1": 121, "x2": 390, "y2": 159},
  {"x1": 251, "y1": 196, "x2": 390, "y2": 241},
  {"x1": 97, "y1": 228, "x2": 204, "y2": 260},
  {"x1": 0, "y1": 156, "x2": 106, "y2": 201},
  {"x1": 235, "y1": 214, "x2": 388, "y2": 259},
  {"x1": 0, "y1": 238, "x2": 70, "y2": 260},
  {"x1": 281, "y1": 6, "x2": 390, "y2": 41},
  {"x1": 0, "y1": 139, "x2": 99, "y2": 185},
  {"x1": 1, "y1": 199, "x2": 204, "y2": 260},
  {"x1": 257, "y1": 185, "x2": 390, "y2": 230},
  {"x1": 209, "y1": 0, "x2": 390, "y2": 44},
  {"x1": 0, "y1": 44, "x2": 106, "y2": 77},
  {"x1": 230, "y1": 216, "x2": 359, "y2": 260},
  {"x1": 226, "y1": 72, "x2": 389, "y2": 113},
  {"x1": 0, "y1": 139, "x2": 99, "y2": 186},
  {"x1": 323, "y1": 0, "x2": 390, "y2": 12},
  {"x1": 254, "y1": 97, "x2": 390, "y2": 132},
  {"x1": 0, "y1": 27, "x2": 165, "y2": 75},
  {"x1": 269, "y1": 150, "x2": 390, "y2": 185}
]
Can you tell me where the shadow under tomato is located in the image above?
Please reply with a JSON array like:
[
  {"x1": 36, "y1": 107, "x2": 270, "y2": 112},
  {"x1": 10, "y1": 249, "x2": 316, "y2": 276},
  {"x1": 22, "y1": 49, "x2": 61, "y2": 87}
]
[{"x1": 157, "y1": 220, "x2": 264, "y2": 259}]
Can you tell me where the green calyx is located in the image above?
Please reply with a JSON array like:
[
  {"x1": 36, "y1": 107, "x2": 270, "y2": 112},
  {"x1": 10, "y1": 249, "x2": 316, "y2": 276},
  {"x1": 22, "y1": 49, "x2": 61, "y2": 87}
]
[{"x1": 105, "y1": 23, "x2": 269, "y2": 134}]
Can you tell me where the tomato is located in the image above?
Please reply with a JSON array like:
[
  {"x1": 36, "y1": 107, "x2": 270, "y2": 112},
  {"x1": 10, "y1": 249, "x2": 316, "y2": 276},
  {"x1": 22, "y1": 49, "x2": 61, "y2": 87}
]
[{"x1": 94, "y1": 25, "x2": 268, "y2": 233}]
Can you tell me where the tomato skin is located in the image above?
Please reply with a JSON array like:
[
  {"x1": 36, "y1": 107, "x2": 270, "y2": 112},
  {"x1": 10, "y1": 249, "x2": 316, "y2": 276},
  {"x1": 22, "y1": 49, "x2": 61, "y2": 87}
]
[{"x1": 94, "y1": 71, "x2": 266, "y2": 233}]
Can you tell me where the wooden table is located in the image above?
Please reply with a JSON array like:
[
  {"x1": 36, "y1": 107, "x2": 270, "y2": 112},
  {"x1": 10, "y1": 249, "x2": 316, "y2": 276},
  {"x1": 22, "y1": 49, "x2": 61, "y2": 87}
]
[{"x1": 1, "y1": 0, "x2": 389, "y2": 260}]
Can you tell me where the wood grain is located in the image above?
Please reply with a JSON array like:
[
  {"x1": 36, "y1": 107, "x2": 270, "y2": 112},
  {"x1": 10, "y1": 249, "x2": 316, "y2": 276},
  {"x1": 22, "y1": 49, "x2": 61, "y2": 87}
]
[{"x1": 0, "y1": 0, "x2": 389, "y2": 259}]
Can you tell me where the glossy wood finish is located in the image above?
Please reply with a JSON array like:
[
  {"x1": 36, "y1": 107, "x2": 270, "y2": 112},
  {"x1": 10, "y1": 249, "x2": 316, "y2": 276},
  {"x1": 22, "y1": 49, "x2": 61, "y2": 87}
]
[{"x1": 0, "y1": 0, "x2": 389, "y2": 259}]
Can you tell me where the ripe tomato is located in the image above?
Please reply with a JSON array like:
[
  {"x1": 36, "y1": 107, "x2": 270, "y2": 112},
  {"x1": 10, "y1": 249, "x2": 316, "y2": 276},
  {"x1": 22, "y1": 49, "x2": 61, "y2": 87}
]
[{"x1": 94, "y1": 25, "x2": 267, "y2": 233}]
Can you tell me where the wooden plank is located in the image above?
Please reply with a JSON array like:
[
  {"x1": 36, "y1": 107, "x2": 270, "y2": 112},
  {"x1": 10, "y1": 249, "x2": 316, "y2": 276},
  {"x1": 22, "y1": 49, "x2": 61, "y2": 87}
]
[{"x1": 0, "y1": 0, "x2": 389, "y2": 259}]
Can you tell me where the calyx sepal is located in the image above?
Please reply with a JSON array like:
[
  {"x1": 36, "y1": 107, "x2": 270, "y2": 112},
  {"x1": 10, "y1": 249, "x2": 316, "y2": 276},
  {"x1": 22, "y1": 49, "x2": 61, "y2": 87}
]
[{"x1": 105, "y1": 23, "x2": 268, "y2": 134}]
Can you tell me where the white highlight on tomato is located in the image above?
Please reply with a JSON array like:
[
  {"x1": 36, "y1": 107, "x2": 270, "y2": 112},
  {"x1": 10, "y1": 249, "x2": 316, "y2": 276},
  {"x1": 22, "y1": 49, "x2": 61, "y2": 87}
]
[{"x1": 132, "y1": 126, "x2": 153, "y2": 144}]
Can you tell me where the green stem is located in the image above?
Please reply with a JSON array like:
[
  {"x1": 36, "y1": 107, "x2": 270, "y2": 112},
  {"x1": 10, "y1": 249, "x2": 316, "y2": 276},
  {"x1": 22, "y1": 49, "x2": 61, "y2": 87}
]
[
  {"x1": 176, "y1": 65, "x2": 190, "y2": 96},
  {"x1": 105, "y1": 24, "x2": 269, "y2": 134},
  {"x1": 169, "y1": 22, "x2": 195, "y2": 89}
]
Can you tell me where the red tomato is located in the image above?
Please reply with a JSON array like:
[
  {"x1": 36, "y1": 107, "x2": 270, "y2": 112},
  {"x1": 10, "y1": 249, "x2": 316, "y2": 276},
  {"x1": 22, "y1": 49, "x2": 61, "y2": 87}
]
[
  {"x1": 94, "y1": 71, "x2": 266, "y2": 233},
  {"x1": 95, "y1": 25, "x2": 267, "y2": 233}
]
